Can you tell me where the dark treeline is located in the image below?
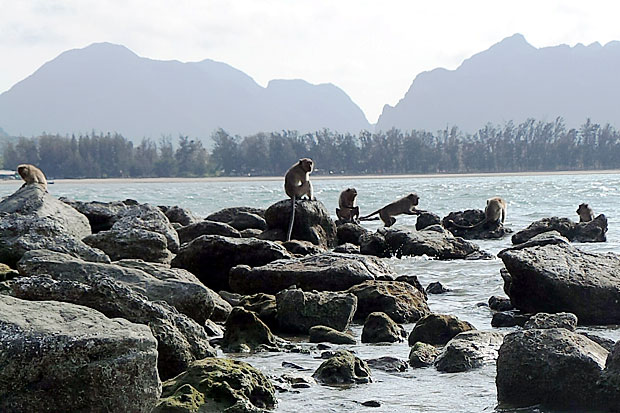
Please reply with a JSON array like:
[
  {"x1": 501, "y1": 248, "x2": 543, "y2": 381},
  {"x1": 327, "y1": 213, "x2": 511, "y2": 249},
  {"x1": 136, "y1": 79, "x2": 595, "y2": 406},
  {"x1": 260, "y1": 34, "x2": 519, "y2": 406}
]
[{"x1": 2, "y1": 118, "x2": 620, "y2": 178}]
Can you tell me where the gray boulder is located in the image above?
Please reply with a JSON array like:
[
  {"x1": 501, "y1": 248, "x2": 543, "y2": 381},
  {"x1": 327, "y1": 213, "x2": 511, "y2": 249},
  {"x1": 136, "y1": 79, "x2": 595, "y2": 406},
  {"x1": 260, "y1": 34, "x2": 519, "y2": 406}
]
[
  {"x1": 276, "y1": 287, "x2": 357, "y2": 333},
  {"x1": 415, "y1": 211, "x2": 441, "y2": 230},
  {"x1": 496, "y1": 328, "x2": 608, "y2": 410},
  {"x1": 230, "y1": 252, "x2": 395, "y2": 295},
  {"x1": 365, "y1": 356, "x2": 408, "y2": 372},
  {"x1": 347, "y1": 280, "x2": 430, "y2": 323},
  {"x1": 409, "y1": 342, "x2": 439, "y2": 368},
  {"x1": 408, "y1": 313, "x2": 476, "y2": 345},
  {"x1": 282, "y1": 239, "x2": 326, "y2": 256},
  {"x1": 359, "y1": 232, "x2": 391, "y2": 258},
  {"x1": 599, "y1": 341, "x2": 620, "y2": 410},
  {"x1": 336, "y1": 222, "x2": 369, "y2": 246},
  {"x1": 499, "y1": 243, "x2": 620, "y2": 324},
  {"x1": 309, "y1": 325, "x2": 356, "y2": 345},
  {"x1": 0, "y1": 295, "x2": 161, "y2": 413},
  {"x1": 228, "y1": 211, "x2": 268, "y2": 231},
  {"x1": 60, "y1": 198, "x2": 132, "y2": 232},
  {"x1": 264, "y1": 199, "x2": 337, "y2": 248},
  {"x1": 206, "y1": 206, "x2": 266, "y2": 223},
  {"x1": 523, "y1": 312, "x2": 578, "y2": 331},
  {"x1": 210, "y1": 292, "x2": 234, "y2": 322},
  {"x1": 442, "y1": 209, "x2": 512, "y2": 239},
  {"x1": 0, "y1": 186, "x2": 109, "y2": 266},
  {"x1": 176, "y1": 220, "x2": 241, "y2": 244},
  {"x1": 512, "y1": 214, "x2": 608, "y2": 244},
  {"x1": 172, "y1": 235, "x2": 291, "y2": 291},
  {"x1": 333, "y1": 243, "x2": 360, "y2": 254},
  {"x1": 159, "y1": 204, "x2": 201, "y2": 226},
  {"x1": 312, "y1": 350, "x2": 372, "y2": 385},
  {"x1": 434, "y1": 330, "x2": 504, "y2": 372},
  {"x1": 221, "y1": 307, "x2": 285, "y2": 353},
  {"x1": 361, "y1": 312, "x2": 405, "y2": 343},
  {"x1": 383, "y1": 227, "x2": 490, "y2": 259}
]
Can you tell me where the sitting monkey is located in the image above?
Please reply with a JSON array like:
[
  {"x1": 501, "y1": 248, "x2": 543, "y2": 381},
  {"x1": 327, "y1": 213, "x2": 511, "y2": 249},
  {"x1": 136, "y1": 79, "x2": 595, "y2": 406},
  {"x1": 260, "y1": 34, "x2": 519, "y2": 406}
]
[
  {"x1": 17, "y1": 164, "x2": 47, "y2": 191},
  {"x1": 576, "y1": 203, "x2": 594, "y2": 222},
  {"x1": 336, "y1": 188, "x2": 360, "y2": 223},
  {"x1": 450, "y1": 197, "x2": 507, "y2": 229},
  {"x1": 283, "y1": 158, "x2": 314, "y2": 240}
]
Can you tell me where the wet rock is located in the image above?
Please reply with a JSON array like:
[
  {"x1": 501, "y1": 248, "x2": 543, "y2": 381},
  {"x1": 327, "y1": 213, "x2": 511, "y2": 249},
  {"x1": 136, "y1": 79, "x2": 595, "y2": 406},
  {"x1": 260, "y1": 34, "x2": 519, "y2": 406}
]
[
  {"x1": 18, "y1": 250, "x2": 215, "y2": 325},
  {"x1": 210, "y1": 292, "x2": 233, "y2": 322},
  {"x1": 0, "y1": 186, "x2": 109, "y2": 266},
  {"x1": 153, "y1": 357, "x2": 276, "y2": 413},
  {"x1": 229, "y1": 252, "x2": 395, "y2": 295},
  {"x1": 394, "y1": 275, "x2": 427, "y2": 297},
  {"x1": 0, "y1": 295, "x2": 161, "y2": 413},
  {"x1": 426, "y1": 281, "x2": 449, "y2": 294},
  {"x1": 359, "y1": 232, "x2": 390, "y2": 258},
  {"x1": 206, "y1": 206, "x2": 266, "y2": 224},
  {"x1": 408, "y1": 313, "x2": 476, "y2": 345},
  {"x1": 507, "y1": 230, "x2": 570, "y2": 250},
  {"x1": 276, "y1": 287, "x2": 357, "y2": 333},
  {"x1": 8, "y1": 274, "x2": 215, "y2": 380},
  {"x1": 524, "y1": 312, "x2": 578, "y2": 331},
  {"x1": 312, "y1": 350, "x2": 372, "y2": 385},
  {"x1": 172, "y1": 235, "x2": 291, "y2": 291},
  {"x1": 365, "y1": 356, "x2": 408, "y2": 372},
  {"x1": 221, "y1": 307, "x2": 285, "y2": 353},
  {"x1": 488, "y1": 295, "x2": 513, "y2": 311},
  {"x1": 496, "y1": 328, "x2": 608, "y2": 410},
  {"x1": 232, "y1": 293, "x2": 278, "y2": 329},
  {"x1": 60, "y1": 198, "x2": 132, "y2": 232},
  {"x1": 361, "y1": 400, "x2": 381, "y2": 407},
  {"x1": 416, "y1": 211, "x2": 441, "y2": 230},
  {"x1": 333, "y1": 243, "x2": 360, "y2": 254},
  {"x1": 409, "y1": 342, "x2": 439, "y2": 368},
  {"x1": 282, "y1": 239, "x2": 326, "y2": 256},
  {"x1": 511, "y1": 214, "x2": 608, "y2": 244},
  {"x1": 361, "y1": 312, "x2": 404, "y2": 343},
  {"x1": 499, "y1": 243, "x2": 620, "y2": 324},
  {"x1": 309, "y1": 325, "x2": 356, "y2": 345},
  {"x1": 176, "y1": 220, "x2": 241, "y2": 244},
  {"x1": 491, "y1": 311, "x2": 530, "y2": 328},
  {"x1": 159, "y1": 205, "x2": 201, "y2": 226},
  {"x1": 434, "y1": 330, "x2": 504, "y2": 373},
  {"x1": 336, "y1": 223, "x2": 369, "y2": 246},
  {"x1": 348, "y1": 280, "x2": 429, "y2": 324},
  {"x1": 442, "y1": 209, "x2": 512, "y2": 239},
  {"x1": 264, "y1": 199, "x2": 337, "y2": 248}
]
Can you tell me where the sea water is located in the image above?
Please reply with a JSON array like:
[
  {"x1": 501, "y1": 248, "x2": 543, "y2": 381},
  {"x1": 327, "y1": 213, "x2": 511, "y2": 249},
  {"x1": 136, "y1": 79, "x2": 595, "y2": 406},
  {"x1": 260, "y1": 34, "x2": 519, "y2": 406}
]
[{"x1": 2, "y1": 173, "x2": 619, "y2": 412}]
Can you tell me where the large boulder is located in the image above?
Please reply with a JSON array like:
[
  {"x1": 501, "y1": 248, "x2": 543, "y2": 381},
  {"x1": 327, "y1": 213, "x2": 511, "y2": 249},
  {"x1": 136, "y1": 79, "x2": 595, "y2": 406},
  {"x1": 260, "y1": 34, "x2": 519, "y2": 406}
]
[
  {"x1": 83, "y1": 203, "x2": 180, "y2": 264},
  {"x1": 221, "y1": 307, "x2": 285, "y2": 353},
  {"x1": 361, "y1": 312, "x2": 404, "y2": 343},
  {"x1": 347, "y1": 280, "x2": 430, "y2": 323},
  {"x1": 409, "y1": 342, "x2": 439, "y2": 368},
  {"x1": 18, "y1": 249, "x2": 215, "y2": 325},
  {"x1": 312, "y1": 350, "x2": 372, "y2": 385},
  {"x1": 309, "y1": 325, "x2": 356, "y2": 345},
  {"x1": 512, "y1": 214, "x2": 608, "y2": 244},
  {"x1": 523, "y1": 312, "x2": 578, "y2": 331},
  {"x1": 0, "y1": 295, "x2": 161, "y2": 413},
  {"x1": 442, "y1": 209, "x2": 512, "y2": 239},
  {"x1": 336, "y1": 223, "x2": 369, "y2": 246},
  {"x1": 408, "y1": 314, "x2": 476, "y2": 345},
  {"x1": 206, "y1": 206, "x2": 266, "y2": 223},
  {"x1": 415, "y1": 211, "x2": 441, "y2": 230},
  {"x1": 229, "y1": 252, "x2": 396, "y2": 295},
  {"x1": 153, "y1": 357, "x2": 277, "y2": 413},
  {"x1": 172, "y1": 235, "x2": 291, "y2": 291},
  {"x1": 159, "y1": 204, "x2": 201, "y2": 226},
  {"x1": 434, "y1": 330, "x2": 503, "y2": 373},
  {"x1": 264, "y1": 199, "x2": 337, "y2": 248},
  {"x1": 7, "y1": 274, "x2": 215, "y2": 380},
  {"x1": 599, "y1": 341, "x2": 620, "y2": 410},
  {"x1": 60, "y1": 198, "x2": 133, "y2": 232},
  {"x1": 176, "y1": 220, "x2": 241, "y2": 244},
  {"x1": 276, "y1": 287, "x2": 357, "y2": 333},
  {"x1": 496, "y1": 328, "x2": 608, "y2": 410},
  {"x1": 499, "y1": 243, "x2": 620, "y2": 324},
  {"x1": 224, "y1": 293, "x2": 277, "y2": 329},
  {"x1": 0, "y1": 186, "x2": 109, "y2": 266}
]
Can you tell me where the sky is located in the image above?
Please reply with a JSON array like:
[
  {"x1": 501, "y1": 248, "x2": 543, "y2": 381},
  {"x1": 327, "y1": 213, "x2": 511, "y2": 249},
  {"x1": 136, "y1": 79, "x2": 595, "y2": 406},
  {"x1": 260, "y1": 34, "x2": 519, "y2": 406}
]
[{"x1": 2, "y1": 0, "x2": 620, "y2": 124}]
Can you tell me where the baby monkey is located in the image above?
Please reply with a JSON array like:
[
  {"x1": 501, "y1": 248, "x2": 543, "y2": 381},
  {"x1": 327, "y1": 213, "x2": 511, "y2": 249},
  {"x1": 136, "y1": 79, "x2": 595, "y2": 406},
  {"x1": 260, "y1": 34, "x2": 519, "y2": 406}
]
[
  {"x1": 17, "y1": 164, "x2": 47, "y2": 191},
  {"x1": 360, "y1": 193, "x2": 421, "y2": 227},
  {"x1": 576, "y1": 203, "x2": 594, "y2": 222},
  {"x1": 336, "y1": 188, "x2": 360, "y2": 223},
  {"x1": 283, "y1": 158, "x2": 314, "y2": 241}
]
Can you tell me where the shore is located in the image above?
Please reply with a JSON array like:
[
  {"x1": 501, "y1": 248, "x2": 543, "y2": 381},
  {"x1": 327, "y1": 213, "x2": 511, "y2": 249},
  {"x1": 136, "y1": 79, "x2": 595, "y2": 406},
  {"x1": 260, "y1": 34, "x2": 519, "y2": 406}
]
[{"x1": 2, "y1": 169, "x2": 620, "y2": 185}]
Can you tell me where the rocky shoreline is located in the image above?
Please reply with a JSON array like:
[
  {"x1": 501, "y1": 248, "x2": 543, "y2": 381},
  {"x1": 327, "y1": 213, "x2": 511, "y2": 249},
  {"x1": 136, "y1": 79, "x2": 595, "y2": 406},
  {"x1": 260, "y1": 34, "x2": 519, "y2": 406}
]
[{"x1": 0, "y1": 183, "x2": 617, "y2": 412}]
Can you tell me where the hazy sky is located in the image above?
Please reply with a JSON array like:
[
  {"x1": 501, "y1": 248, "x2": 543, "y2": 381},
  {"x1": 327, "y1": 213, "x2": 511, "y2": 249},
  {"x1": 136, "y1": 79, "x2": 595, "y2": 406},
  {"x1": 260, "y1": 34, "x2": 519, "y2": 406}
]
[{"x1": 2, "y1": 0, "x2": 620, "y2": 123}]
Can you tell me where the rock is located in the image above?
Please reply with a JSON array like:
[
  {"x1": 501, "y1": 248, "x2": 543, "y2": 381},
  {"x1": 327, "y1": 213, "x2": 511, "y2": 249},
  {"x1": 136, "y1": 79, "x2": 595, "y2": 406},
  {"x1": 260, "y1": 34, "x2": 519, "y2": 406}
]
[
  {"x1": 507, "y1": 230, "x2": 570, "y2": 250},
  {"x1": 361, "y1": 400, "x2": 381, "y2": 407},
  {"x1": 206, "y1": 206, "x2": 266, "y2": 223},
  {"x1": 409, "y1": 342, "x2": 439, "y2": 368},
  {"x1": 580, "y1": 333, "x2": 616, "y2": 352},
  {"x1": 228, "y1": 211, "x2": 268, "y2": 231},
  {"x1": 426, "y1": 281, "x2": 449, "y2": 294},
  {"x1": 336, "y1": 223, "x2": 369, "y2": 246},
  {"x1": 361, "y1": 312, "x2": 404, "y2": 343},
  {"x1": 408, "y1": 314, "x2": 476, "y2": 345},
  {"x1": 309, "y1": 325, "x2": 356, "y2": 345},
  {"x1": 442, "y1": 209, "x2": 512, "y2": 239},
  {"x1": 365, "y1": 356, "x2": 408, "y2": 372},
  {"x1": 229, "y1": 252, "x2": 395, "y2": 295},
  {"x1": 176, "y1": 220, "x2": 241, "y2": 244},
  {"x1": 496, "y1": 328, "x2": 608, "y2": 410},
  {"x1": 488, "y1": 295, "x2": 513, "y2": 311},
  {"x1": 347, "y1": 280, "x2": 430, "y2": 323},
  {"x1": 276, "y1": 287, "x2": 357, "y2": 333},
  {"x1": 0, "y1": 186, "x2": 109, "y2": 266},
  {"x1": 83, "y1": 203, "x2": 180, "y2": 264},
  {"x1": 232, "y1": 293, "x2": 278, "y2": 329},
  {"x1": 210, "y1": 292, "x2": 233, "y2": 322},
  {"x1": 159, "y1": 205, "x2": 201, "y2": 226},
  {"x1": 0, "y1": 263, "x2": 19, "y2": 281},
  {"x1": 394, "y1": 275, "x2": 427, "y2": 297},
  {"x1": 204, "y1": 319, "x2": 224, "y2": 337},
  {"x1": 434, "y1": 330, "x2": 504, "y2": 373},
  {"x1": 8, "y1": 274, "x2": 215, "y2": 380},
  {"x1": 153, "y1": 357, "x2": 276, "y2": 413},
  {"x1": 333, "y1": 243, "x2": 360, "y2": 254},
  {"x1": 512, "y1": 214, "x2": 608, "y2": 244},
  {"x1": 240, "y1": 228, "x2": 263, "y2": 238},
  {"x1": 491, "y1": 311, "x2": 530, "y2": 328},
  {"x1": 312, "y1": 350, "x2": 372, "y2": 385},
  {"x1": 282, "y1": 239, "x2": 326, "y2": 256},
  {"x1": 0, "y1": 295, "x2": 161, "y2": 413},
  {"x1": 359, "y1": 232, "x2": 390, "y2": 258},
  {"x1": 415, "y1": 211, "x2": 441, "y2": 230},
  {"x1": 18, "y1": 250, "x2": 215, "y2": 325},
  {"x1": 598, "y1": 341, "x2": 620, "y2": 409},
  {"x1": 264, "y1": 199, "x2": 337, "y2": 248},
  {"x1": 523, "y1": 312, "x2": 578, "y2": 331},
  {"x1": 172, "y1": 235, "x2": 291, "y2": 291},
  {"x1": 60, "y1": 198, "x2": 131, "y2": 232},
  {"x1": 221, "y1": 307, "x2": 285, "y2": 353},
  {"x1": 499, "y1": 243, "x2": 620, "y2": 324}
]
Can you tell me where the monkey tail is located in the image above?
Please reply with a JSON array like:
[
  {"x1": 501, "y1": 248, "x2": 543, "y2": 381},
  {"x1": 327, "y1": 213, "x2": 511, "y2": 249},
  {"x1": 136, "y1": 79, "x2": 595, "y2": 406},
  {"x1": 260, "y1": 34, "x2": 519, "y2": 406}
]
[
  {"x1": 286, "y1": 196, "x2": 296, "y2": 241},
  {"x1": 359, "y1": 209, "x2": 381, "y2": 221}
]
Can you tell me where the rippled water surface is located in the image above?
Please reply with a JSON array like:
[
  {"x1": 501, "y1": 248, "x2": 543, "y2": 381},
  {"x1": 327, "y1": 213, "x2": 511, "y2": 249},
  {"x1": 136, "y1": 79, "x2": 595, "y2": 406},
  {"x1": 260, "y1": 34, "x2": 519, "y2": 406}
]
[{"x1": 3, "y1": 173, "x2": 619, "y2": 412}]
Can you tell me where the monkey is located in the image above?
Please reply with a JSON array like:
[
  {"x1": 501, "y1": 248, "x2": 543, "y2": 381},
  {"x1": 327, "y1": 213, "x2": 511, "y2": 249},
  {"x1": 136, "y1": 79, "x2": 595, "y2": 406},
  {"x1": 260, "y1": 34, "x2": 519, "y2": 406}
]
[
  {"x1": 283, "y1": 158, "x2": 314, "y2": 241},
  {"x1": 359, "y1": 193, "x2": 421, "y2": 227},
  {"x1": 449, "y1": 197, "x2": 507, "y2": 230},
  {"x1": 17, "y1": 164, "x2": 47, "y2": 191},
  {"x1": 336, "y1": 188, "x2": 360, "y2": 223},
  {"x1": 576, "y1": 203, "x2": 594, "y2": 222}
]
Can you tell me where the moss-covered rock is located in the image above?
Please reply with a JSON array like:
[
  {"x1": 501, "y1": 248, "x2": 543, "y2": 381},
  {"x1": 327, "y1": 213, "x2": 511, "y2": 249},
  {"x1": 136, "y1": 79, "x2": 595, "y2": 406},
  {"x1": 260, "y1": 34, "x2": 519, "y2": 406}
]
[
  {"x1": 312, "y1": 350, "x2": 372, "y2": 385},
  {"x1": 154, "y1": 357, "x2": 276, "y2": 413}
]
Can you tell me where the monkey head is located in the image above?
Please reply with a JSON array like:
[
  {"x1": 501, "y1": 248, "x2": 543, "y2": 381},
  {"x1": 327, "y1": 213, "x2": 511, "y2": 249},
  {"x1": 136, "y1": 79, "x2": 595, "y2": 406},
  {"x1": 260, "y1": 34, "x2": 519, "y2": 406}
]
[
  {"x1": 17, "y1": 164, "x2": 30, "y2": 179},
  {"x1": 346, "y1": 188, "x2": 357, "y2": 196},
  {"x1": 406, "y1": 193, "x2": 419, "y2": 205},
  {"x1": 298, "y1": 158, "x2": 314, "y2": 173},
  {"x1": 576, "y1": 203, "x2": 589, "y2": 214}
]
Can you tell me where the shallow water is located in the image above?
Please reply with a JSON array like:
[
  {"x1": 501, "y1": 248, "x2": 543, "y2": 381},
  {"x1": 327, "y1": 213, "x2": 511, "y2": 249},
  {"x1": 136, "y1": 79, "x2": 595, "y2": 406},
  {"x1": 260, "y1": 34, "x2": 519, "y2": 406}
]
[{"x1": 3, "y1": 173, "x2": 619, "y2": 412}]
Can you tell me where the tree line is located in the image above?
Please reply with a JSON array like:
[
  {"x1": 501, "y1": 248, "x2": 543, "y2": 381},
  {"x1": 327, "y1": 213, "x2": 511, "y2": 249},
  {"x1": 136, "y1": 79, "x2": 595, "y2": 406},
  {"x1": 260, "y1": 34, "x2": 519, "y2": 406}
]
[{"x1": 2, "y1": 118, "x2": 620, "y2": 178}]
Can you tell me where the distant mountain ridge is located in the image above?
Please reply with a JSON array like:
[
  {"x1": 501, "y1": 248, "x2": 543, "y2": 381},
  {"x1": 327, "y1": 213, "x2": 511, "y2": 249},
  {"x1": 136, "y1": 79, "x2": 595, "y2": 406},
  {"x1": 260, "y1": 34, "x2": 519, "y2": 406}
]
[
  {"x1": 0, "y1": 43, "x2": 371, "y2": 141},
  {"x1": 376, "y1": 33, "x2": 620, "y2": 133}
]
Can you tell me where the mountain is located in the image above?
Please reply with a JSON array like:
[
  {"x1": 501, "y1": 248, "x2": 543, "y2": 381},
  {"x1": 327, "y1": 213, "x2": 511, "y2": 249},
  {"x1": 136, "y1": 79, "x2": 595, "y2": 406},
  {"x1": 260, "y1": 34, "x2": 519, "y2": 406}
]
[
  {"x1": 376, "y1": 33, "x2": 620, "y2": 133},
  {"x1": 0, "y1": 43, "x2": 370, "y2": 141}
]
